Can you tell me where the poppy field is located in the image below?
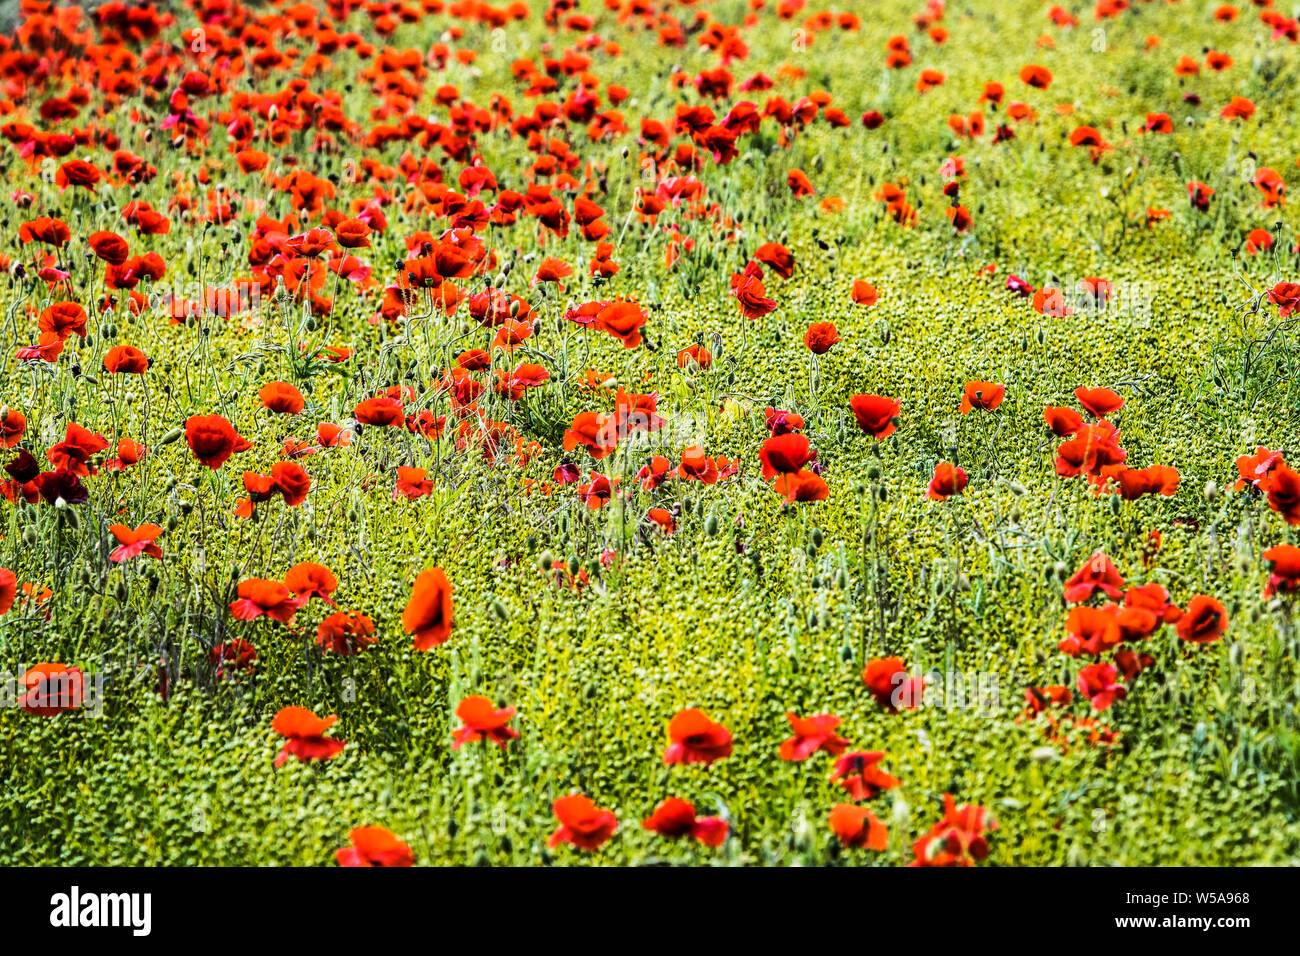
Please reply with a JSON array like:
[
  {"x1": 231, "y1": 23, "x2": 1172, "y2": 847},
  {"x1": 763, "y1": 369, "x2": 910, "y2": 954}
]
[{"x1": 2, "y1": 0, "x2": 1300, "y2": 869}]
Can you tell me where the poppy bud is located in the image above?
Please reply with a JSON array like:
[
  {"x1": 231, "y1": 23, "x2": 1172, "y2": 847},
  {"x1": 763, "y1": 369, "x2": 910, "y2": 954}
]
[
  {"x1": 22, "y1": 526, "x2": 37, "y2": 546},
  {"x1": 880, "y1": 323, "x2": 891, "y2": 345},
  {"x1": 811, "y1": 528, "x2": 824, "y2": 549},
  {"x1": 866, "y1": 463, "x2": 882, "y2": 482},
  {"x1": 1053, "y1": 561, "x2": 1069, "y2": 580},
  {"x1": 229, "y1": 563, "x2": 242, "y2": 581},
  {"x1": 567, "y1": 556, "x2": 580, "y2": 576},
  {"x1": 1108, "y1": 494, "x2": 1121, "y2": 516},
  {"x1": 584, "y1": 681, "x2": 599, "y2": 700},
  {"x1": 1204, "y1": 480, "x2": 1219, "y2": 502},
  {"x1": 806, "y1": 544, "x2": 818, "y2": 560},
  {"x1": 1031, "y1": 746, "x2": 1058, "y2": 763},
  {"x1": 1009, "y1": 481, "x2": 1028, "y2": 496},
  {"x1": 539, "y1": 550, "x2": 554, "y2": 571},
  {"x1": 179, "y1": 501, "x2": 194, "y2": 516},
  {"x1": 877, "y1": 485, "x2": 888, "y2": 502},
  {"x1": 807, "y1": 611, "x2": 818, "y2": 629},
  {"x1": 159, "y1": 427, "x2": 184, "y2": 446},
  {"x1": 166, "y1": 514, "x2": 180, "y2": 531},
  {"x1": 114, "y1": 579, "x2": 128, "y2": 601},
  {"x1": 1035, "y1": 326, "x2": 1046, "y2": 346},
  {"x1": 490, "y1": 599, "x2": 509, "y2": 622},
  {"x1": 704, "y1": 514, "x2": 719, "y2": 536}
]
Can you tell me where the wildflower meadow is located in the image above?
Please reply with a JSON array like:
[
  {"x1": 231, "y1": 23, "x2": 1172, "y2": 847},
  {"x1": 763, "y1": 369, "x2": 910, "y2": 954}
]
[{"x1": 0, "y1": 0, "x2": 1298, "y2": 876}]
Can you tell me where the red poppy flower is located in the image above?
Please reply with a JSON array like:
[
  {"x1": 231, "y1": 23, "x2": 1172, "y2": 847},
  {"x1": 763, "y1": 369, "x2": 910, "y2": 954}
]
[
  {"x1": 108, "y1": 523, "x2": 163, "y2": 562},
  {"x1": 1234, "y1": 446, "x2": 1285, "y2": 492},
  {"x1": 664, "y1": 708, "x2": 733, "y2": 765},
  {"x1": 47, "y1": 423, "x2": 108, "y2": 475},
  {"x1": 354, "y1": 396, "x2": 405, "y2": 427},
  {"x1": 0, "y1": 567, "x2": 15, "y2": 615},
  {"x1": 765, "y1": 407, "x2": 805, "y2": 435},
  {"x1": 1032, "y1": 287, "x2": 1071, "y2": 316},
  {"x1": 229, "y1": 579, "x2": 307, "y2": 624},
  {"x1": 1220, "y1": 96, "x2": 1255, "y2": 120},
  {"x1": 316, "y1": 612, "x2": 376, "y2": 655},
  {"x1": 89, "y1": 231, "x2": 130, "y2": 265},
  {"x1": 642, "y1": 797, "x2": 728, "y2": 846},
  {"x1": 678, "y1": 344, "x2": 712, "y2": 369},
  {"x1": 39, "y1": 301, "x2": 88, "y2": 341},
  {"x1": 395, "y1": 466, "x2": 434, "y2": 500},
  {"x1": 730, "y1": 262, "x2": 778, "y2": 319},
  {"x1": 1187, "y1": 180, "x2": 1215, "y2": 210},
  {"x1": 1075, "y1": 386, "x2": 1124, "y2": 418},
  {"x1": 272, "y1": 706, "x2": 346, "y2": 767},
  {"x1": 754, "y1": 242, "x2": 795, "y2": 279},
  {"x1": 1043, "y1": 405, "x2": 1083, "y2": 437},
  {"x1": 959, "y1": 380, "x2": 1004, "y2": 413},
  {"x1": 186, "y1": 414, "x2": 252, "y2": 469},
  {"x1": 594, "y1": 301, "x2": 648, "y2": 348},
  {"x1": 829, "y1": 804, "x2": 888, "y2": 850},
  {"x1": 1114, "y1": 465, "x2": 1179, "y2": 500},
  {"x1": 848, "y1": 394, "x2": 900, "y2": 439},
  {"x1": 1176, "y1": 594, "x2": 1227, "y2": 644},
  {"x1": 1264, "y1": 462, "x2": 1300, "y2": 524},
  {"x1": 451, "y1": 696, "x2": 519, "y2": 750},
  {"x1": 404, "y1": 567, "x2": 454, "y2": 650},
  {"x1": 19, "y1": 217, "x2": 71, "y2": 246},
  {"x1": 20, "y1": 663, "x2": 85, "y2": 715},
  {"x1": 335, "y1": 826, "x2": 414, "y2": 867},
  {"x1": 334, "y1": 218, "x2": 372, "y2": 248},
  {"x1": 1060, "y1": 605, "x2": 1121, "y2": 657},
  {"x1": 1263, "y1": 545, "x2": 1300, "y2": 597},
  {"x1": 759, "y1": 433, "x2": 812, "y2": 479},
  {"x1": 1055, "y1": 422, "x2": 1127, "y2": 478},
  {"x1": 1268, "y1": 282, "x2": 1300, "y2": 318},
  {"x1": 779, "y1": 711, "x2": 849, "y2": 761},
  {"x1": 1063, "y1": 550, "x2": 1126, "y2": 602},
  {"x1": 259, "y1": 381, "x2": 305, "y2": 415},
  {"x1": 0, "y1": 409, "x2": 26, "y2": 448},
  {"x1": 830, "y1": 751, "x2": 901, "y2": 800},
  {"x1": 103, "y1": 345, "x2": 149, "y2": 374},
  {"x1": 1124, "y1": 582, "x2": 1182, "y2": 623},
  {"x1": 851, "y1": 280, "x2": 878, "y2": 306},
  {"x1": 577, "y1": 471, "x2": 616, "y2": 510},
  {"x1": 927, "y1": 462, "x2": 968, "y2": 500},
  {"x1": 773, "y1": 469, "x2": 829, "y2": 504},
  {"x1": 549, "y1": 794, "x2": 618, "y2": 851},
  {"x1": 786, "y1": 168, "x2": 814, "y2": 197},
  {"x1": 285, "y1": 562, "x2": 337, "y2": 603},
  {"x1": 563, "y1": 411, "x2": 619, "y2": 459},
  {"x1": 910, "y1": 795, "x2": 997, "y2": 867},
  {"x1": 678, "y1": 445, "x2": 720, "y2": 483},
  {"x1": 803, "y1": 321, "x2": 840, "y2": 354},
  {"x1": 863, "y1": 657, "x2": 923, "y2": 710},
  {"x1": 1019, "y1": 63, "x2": 1052, "y2": 88},
  {"x1": 1077, "y1": 662, "x2": 1127, "y2": 711}
]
